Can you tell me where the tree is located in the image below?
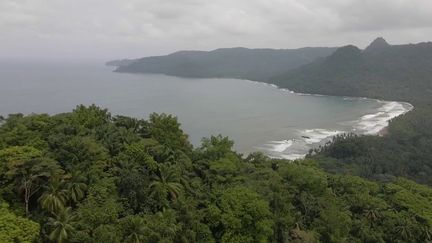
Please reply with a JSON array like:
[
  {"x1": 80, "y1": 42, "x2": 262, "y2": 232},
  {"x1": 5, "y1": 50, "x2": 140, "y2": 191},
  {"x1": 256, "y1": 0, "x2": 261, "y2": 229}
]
[
  {"x1": 199, "y1": 135, "x2": 235, "y2": 161},
  {"x1": 47, "y1": 207, "x2": 76, "y2": 243},
  {"x1": 65, "y1": 171, "x2": 87, "y2": 204},
  {"x1": 0, "y1": 146, "x2": 63, "y2": 216},
  {"x1": 148, "y1": 113, "x2": 192, "y2": 154},
  {"x1": 71, "y1": 104, "x2": 111, "y2": 130},
  {"x1": 0, "y1": 203, "x2": 40, "y2": 243},
  {"x1": 113, "y1": 115, "x2": 150, "y2": 138},
  {"x1": 149, "y1": 164, "x2": 183, "y2": 208},
  {"x1": 73, "y1": 178, "x2": 121, "y2": 240},
  {"x1": 216, "y1": 187, "x2": 273, "y2": 243},
  {"x1": 39, "y1": 179, "x2": 68, "y2": 213},
  {"x1": 120, "y1": 216, "x2": 148, "y2": 243}
]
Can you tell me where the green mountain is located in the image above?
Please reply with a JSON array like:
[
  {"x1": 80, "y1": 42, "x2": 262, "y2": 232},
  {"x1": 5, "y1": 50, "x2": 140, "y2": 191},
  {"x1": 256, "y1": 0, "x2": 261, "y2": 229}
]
[
  {"x1": 272, "y1": 38, "x2": 432, "y2": 104},
  {"x1": 363, "y1": 37, "x2": 391, "y2": 53},
  {"x1": 114, "y1": 47, "x2": 337, "y2": 81}
]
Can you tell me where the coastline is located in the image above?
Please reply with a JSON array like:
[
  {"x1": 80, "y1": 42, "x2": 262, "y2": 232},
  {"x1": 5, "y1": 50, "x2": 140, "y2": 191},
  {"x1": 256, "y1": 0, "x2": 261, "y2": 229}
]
[
  {"x1": 244, "y1": 79, "x2": 415, "y2": 160},
  {"x1": 106, "y1": 71, "x2": 415, "y2": 160}
]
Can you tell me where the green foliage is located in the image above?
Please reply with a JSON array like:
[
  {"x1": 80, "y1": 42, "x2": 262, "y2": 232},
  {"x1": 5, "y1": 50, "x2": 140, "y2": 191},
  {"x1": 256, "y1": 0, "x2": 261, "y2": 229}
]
[
  {"x1": 217, "y1": 187, "x2": 273, "y2": 243},
  {"x1": 0, "y1": 105, "x2": 431, "y2": 242},
  {"x1": 47, "y1": 207, "x2": 76, "y2": 243},
  {"x1": 38, "y1": 179, "x2": 68, "y2": 213},
  {"x1": 0, "y1": 203, "x2": 40, "y2": 243},
  {"x1": 148, "y1": 113, "x2": 192, "y2": 154},
  {"x1": 149, "y1": 164, "x2": 183, "y2": 209},
  {"x1": 71, "y1": 104, "x2": 111, "y2": 129},
  {"x1": 0, "y1": 146, "x2": 63, "y2": 216}
]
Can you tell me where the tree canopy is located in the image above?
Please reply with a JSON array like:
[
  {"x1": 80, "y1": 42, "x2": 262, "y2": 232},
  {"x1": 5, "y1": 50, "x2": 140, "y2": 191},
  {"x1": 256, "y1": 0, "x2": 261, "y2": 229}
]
[{"x1": 0, "y1": 105, "x2": 431, "y2": 242}]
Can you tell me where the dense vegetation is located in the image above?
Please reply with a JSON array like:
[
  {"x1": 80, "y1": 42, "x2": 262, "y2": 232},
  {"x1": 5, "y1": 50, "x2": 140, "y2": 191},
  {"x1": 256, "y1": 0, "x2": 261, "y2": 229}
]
[
  {"x1": 114, "y1": 47, "x2": 337, "y2": 81},
  {"x1": 272, "y1": 38, "x2": 432, "y2": 103},
  {"x1": 271, "y1": 38, "x2": 432, "y2": 185},
  {"x1": 1, "y1": 105, "x2": 432, "y2": 242}
]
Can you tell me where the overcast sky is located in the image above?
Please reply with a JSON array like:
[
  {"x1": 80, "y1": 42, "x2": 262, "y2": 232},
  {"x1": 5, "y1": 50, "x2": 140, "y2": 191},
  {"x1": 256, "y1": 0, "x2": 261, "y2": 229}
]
[{"x1": 1, "y1": 0, "x2": 432, "y2": 59}]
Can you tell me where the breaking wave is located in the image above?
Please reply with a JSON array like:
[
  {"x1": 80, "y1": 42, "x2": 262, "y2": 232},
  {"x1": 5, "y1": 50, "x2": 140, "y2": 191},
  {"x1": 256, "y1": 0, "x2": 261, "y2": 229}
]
[{"x1": 354, "y1": 101, "x2": 413, "y2": 135}]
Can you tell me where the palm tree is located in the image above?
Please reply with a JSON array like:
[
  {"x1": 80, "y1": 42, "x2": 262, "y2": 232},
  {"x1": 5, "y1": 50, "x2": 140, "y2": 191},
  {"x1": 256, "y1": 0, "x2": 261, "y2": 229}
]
[
  {"x1": 420, "y1": 226, "x2": 432, "y2": 242},
  {"x1": 123, "y1": 216, "x2": 148, "y2": 243},
  {"x1": 66, "y1": 171, "x2": 87, "y2": 203},
  {"x1": 393, "y1": 219, "x2": 413, "y2": 242},
  {"x1": 39, "y1": 179, "x2": 68, "y2": 213},
  {"x1": 7, "y1": 156, "x2": 62, "y2": 216},
  {"x1": 47, "y1": 207, "x2": 76, "y2": 243},
  {"x1": 363, "y1": 208, "x2": 381, "y2": 226},
  {"x1": 149, "y1": 164, "x2": 183, "y2": 207}
]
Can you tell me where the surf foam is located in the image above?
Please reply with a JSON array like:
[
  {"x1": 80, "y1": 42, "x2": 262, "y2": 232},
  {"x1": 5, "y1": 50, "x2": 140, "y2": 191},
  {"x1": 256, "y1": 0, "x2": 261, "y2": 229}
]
[
  {"x1": 299, "y1": 129, "x2": 344, "y2": 144},
  {"x1": 263, "y1": 139, "x2": 294, "y2": 152},
  {"x1": 245, "y1": 79, "x2": 414, "y2": 160},
  {"x1": 355, "y1": 101, "x2": 413, "y2": 135}
]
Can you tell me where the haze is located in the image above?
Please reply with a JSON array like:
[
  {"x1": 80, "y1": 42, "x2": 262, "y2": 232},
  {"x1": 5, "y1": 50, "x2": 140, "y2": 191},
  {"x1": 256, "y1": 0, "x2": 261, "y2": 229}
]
[{"x1": 1, "y1": 0, "x2": 432, "y2": 59}]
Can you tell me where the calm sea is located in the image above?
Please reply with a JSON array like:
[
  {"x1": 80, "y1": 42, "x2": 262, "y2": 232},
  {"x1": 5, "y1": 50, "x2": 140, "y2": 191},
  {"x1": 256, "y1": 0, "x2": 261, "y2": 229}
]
[{"x1": 0, "y1": 59, "x2": 410, "y2": 159}]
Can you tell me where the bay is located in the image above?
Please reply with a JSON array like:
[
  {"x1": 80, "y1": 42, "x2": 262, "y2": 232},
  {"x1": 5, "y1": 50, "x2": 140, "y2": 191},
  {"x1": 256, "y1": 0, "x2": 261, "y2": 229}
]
[{"x1": 0, "y1": 60, "x2": 411, "y2": 159}]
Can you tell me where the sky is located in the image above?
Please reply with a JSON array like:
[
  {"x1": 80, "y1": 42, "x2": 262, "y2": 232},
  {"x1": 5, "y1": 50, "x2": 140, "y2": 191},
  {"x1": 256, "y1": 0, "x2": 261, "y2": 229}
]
[{"x1": 1, "y1": 0, "x2": 432, "y2": 60}]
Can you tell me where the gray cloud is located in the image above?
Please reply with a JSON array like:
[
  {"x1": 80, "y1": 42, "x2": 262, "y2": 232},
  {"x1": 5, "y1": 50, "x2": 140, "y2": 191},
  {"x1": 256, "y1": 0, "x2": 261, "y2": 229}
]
[{"x1": 1, "y1": 0, "x2": 432, "y2": 59}]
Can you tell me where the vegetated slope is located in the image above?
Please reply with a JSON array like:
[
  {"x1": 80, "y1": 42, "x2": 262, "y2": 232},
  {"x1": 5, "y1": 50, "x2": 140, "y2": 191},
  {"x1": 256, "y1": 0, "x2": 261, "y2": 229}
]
[
  {"x1": 273, "y1": 38, "x2": 432, "y2": 185},
  {"x1": 272, "y1": 38, "x2": 432, "y2": 103},
  {"x1": 114, "y1": 47, "x2": 337, "y2": 81},
  {"x1": 0, "y1": 105, "x2": 431, "y2": 242}
]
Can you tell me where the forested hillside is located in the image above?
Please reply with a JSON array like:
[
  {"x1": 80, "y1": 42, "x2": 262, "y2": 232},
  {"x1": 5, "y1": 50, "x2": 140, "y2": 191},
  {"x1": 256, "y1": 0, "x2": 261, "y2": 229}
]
[
  {"x1": 272, "y1": 38, "x2": 432, "y2": 103},
  {"x1": 113, "y1": 47, "x2": 337, "y2": 81},
  {"x1": 1, "y1": 105, "x2": 431, "y2": 242},
  {"x1": 272, "y1": 38, "x2": 432, "y2": 185}
]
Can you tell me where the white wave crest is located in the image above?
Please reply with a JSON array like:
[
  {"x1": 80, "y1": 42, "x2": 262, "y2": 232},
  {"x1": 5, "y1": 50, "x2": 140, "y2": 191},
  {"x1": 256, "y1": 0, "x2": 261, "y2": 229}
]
[
  {"x1": 263, "y1": 139, "x2": 294, "y2": 152},
  {"x1": 300, "y1": 129, "x2": 344, "y2": 144},
  {"x1": 279, "y1": 153, "x2": 306, "y2": 160},
  {"x1": 356, "y1": 101, "x2": 413, "y2": 135}
]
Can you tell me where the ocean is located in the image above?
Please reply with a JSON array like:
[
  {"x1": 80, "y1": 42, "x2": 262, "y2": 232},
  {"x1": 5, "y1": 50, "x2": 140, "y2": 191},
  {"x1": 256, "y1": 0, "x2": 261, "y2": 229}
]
[{"x1": 0, "y1": 59, "x2": 412, "y2": 159}]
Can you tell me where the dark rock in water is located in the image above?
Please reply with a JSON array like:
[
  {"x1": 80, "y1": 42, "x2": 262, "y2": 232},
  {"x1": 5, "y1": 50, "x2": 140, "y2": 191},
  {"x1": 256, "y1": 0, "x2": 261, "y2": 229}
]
[{"x1": 302, "y1": 136, "x2": 311, "y2": 139}]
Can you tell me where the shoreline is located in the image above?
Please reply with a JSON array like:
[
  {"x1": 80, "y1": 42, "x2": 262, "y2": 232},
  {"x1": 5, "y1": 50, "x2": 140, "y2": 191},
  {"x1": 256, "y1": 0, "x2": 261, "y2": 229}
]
[
  {"x1": 244, "y1": 79, "x2": 414, "y2": 160},
  {"x1": 107, "y1": 72, "x2": 415, "y2": 160}
]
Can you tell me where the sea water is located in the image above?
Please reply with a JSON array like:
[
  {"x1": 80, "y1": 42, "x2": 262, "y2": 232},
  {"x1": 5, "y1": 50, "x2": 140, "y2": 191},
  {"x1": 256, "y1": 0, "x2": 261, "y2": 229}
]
[{"x1": 0, "y1": 59, "x2": 412, "y2": 159}]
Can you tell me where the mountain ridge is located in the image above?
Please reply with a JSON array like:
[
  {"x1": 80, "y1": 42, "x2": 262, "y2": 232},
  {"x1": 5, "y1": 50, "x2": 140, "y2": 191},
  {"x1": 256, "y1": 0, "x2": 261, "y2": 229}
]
[
  {"x1": 111, "y1": 46, "x2": 338, "y2": 81},
  {"x1": 272, "y1": 39, "x2": 432, "y2": 104}
]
